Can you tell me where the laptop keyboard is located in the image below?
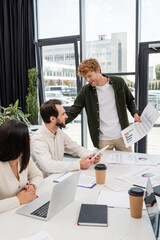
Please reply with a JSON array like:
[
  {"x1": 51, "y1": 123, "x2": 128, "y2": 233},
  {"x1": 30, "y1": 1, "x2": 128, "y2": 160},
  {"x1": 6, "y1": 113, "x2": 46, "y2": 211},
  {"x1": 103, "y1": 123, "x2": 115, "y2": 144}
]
[{"x1": 31, "y1": 201, "x2": 50, "y2": 218}]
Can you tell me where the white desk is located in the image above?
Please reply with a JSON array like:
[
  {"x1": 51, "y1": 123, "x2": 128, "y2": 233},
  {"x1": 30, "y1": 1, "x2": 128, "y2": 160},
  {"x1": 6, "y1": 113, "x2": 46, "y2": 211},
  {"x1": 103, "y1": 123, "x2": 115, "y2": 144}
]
[{"x1": 0, "y1": 151, "x2": 156, "y2": 240}]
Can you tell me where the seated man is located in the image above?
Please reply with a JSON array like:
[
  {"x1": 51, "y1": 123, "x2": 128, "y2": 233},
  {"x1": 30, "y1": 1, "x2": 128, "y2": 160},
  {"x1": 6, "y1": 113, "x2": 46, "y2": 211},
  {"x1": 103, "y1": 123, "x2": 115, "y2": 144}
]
[{"x1": 31, "y1": 99, "x2": 101, "y2": 177}]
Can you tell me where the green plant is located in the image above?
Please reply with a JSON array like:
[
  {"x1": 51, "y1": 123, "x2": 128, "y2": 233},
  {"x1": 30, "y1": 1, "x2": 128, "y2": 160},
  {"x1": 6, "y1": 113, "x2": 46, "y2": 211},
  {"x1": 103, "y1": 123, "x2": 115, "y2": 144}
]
[
  {"x1": 155, "y1": 82, "x2": 158, "y2": 90},
  {"x1": 0, "y1": 99, "x2": 31, "y2": 126},
  {"x1": 155, "y1": 64, "x2": 160, "y2": 80},
  {"x1": 26, "y1": 67, "x2": 39, "y2": 125},
  {"x1": 148, "y1": 82, "x2": 151, "y2": 90}
]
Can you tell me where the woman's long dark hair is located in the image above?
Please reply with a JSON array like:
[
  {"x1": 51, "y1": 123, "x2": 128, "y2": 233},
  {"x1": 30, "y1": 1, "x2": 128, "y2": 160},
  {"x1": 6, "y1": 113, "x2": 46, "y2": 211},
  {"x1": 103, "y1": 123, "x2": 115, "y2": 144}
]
[{"x1": 0, "y1": 120, "x2": 30, "y2": 173}]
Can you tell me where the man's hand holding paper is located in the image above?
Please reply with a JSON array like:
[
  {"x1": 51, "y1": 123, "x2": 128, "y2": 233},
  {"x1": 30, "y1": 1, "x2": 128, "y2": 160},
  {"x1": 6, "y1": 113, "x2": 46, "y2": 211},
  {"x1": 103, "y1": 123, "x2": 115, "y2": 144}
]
[
  {"x1": 121, "y1": 103, "x2": 160, "y2": 148},
  {"x1": 134, "y1": 113, "x2": 141, "y2": 122}
]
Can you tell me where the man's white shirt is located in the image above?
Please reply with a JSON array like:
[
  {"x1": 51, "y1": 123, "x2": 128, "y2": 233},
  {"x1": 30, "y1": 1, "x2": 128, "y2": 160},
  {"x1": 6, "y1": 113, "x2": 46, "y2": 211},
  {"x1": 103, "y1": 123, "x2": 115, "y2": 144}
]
[
  {"x1": 31, "y1": 125, "x2": 91, "y2": 177},
  {"x1": 96, "y1": 82, "x2": 122, "y2": 140}
]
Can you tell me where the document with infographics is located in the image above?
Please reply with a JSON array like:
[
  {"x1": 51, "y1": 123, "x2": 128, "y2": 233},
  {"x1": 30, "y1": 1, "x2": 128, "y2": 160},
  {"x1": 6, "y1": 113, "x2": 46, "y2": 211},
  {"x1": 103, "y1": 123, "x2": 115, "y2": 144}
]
[
  {"x1": 117, "y1": 166, "x2": 160, "y2": 187},
  {"x1": 107, "y1": 151, "x2": 158, "y2": 166},
  {"x1": 121, "y1": 103, "x2": 160, "y2": 148}
]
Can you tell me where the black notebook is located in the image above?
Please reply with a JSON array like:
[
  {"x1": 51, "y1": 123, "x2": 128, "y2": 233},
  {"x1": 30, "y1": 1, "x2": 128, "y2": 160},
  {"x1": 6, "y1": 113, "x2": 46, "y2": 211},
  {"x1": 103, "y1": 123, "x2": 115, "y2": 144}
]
[{"x1": 77, "y1": 204, "x2": 108, "y2": 227}]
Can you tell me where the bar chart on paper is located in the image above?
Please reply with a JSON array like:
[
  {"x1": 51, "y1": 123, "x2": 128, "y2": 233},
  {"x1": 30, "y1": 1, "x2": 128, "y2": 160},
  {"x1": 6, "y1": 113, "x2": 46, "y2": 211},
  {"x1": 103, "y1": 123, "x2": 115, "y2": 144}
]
[{"x1": 121, "y1": 103, "x2": 160, "y2": 147}]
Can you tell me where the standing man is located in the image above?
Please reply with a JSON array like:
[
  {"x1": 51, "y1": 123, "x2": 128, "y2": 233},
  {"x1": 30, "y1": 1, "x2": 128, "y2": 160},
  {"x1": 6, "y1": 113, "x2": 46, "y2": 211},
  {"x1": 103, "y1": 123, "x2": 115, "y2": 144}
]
[
  {"x1": 31, "y1": 99, "x2": 101, "y2": 177},
  {"x1": 66, "y1": 58, "x2": 141, "y2": 152}
]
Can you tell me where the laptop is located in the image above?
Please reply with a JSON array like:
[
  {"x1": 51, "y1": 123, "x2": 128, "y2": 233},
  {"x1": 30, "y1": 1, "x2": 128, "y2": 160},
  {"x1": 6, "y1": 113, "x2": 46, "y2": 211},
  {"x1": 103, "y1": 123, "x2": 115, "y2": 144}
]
[
  {"x1": 144, "y1": 178, "x2": 160, "y2": 240},
  {"x1": 16, "y1": 170, "x2": 80, "y2": 221}
]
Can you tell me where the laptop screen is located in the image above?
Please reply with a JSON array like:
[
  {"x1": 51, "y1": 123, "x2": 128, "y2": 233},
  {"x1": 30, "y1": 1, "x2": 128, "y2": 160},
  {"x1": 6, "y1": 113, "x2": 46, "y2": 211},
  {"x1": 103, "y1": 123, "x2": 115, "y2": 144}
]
[{"x1": 144, "y1": 178, "x2": 160, "y2": 240}]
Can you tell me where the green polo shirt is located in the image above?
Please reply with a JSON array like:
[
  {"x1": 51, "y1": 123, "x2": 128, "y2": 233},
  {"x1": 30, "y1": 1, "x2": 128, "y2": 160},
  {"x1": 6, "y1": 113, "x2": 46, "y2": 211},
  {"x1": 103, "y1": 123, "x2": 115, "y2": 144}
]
[{"x1": 66, "y1": 75, "x2": 140, "y2": 148}]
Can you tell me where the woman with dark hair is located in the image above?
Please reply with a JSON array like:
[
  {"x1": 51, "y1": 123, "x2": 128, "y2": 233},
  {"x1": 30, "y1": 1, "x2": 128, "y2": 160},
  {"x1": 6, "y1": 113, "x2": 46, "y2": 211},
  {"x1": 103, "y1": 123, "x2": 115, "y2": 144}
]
[{"x1": 0, "y1": 120, "x2": 43, "y2": 212}]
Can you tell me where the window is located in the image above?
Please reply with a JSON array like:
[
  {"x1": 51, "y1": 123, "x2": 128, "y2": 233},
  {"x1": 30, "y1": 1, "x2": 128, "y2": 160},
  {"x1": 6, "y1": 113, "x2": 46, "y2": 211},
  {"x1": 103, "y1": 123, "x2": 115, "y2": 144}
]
[
  {"x1": 37, "y1": 0, "x2": 79, "y2": 38},
  {"x1": 85, "y1": 0, "x2": 135, "y2": 73},
  {"x1": 141, "y1": 0, "x2": 160, "y2": 42}
]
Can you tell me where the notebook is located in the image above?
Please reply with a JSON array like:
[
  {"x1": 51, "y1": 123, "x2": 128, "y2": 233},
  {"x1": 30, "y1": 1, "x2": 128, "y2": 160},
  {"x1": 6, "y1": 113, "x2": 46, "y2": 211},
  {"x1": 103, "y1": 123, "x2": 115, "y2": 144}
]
[
  {"x1": 16, "y1": 171, "x2": 80, "y2": 221},
  {"x1": 144, "y1": 178, "x2": 160, "y2": 240},
  {"x1": 77, "y1": 204, "x2": 108, "y2": 227}
]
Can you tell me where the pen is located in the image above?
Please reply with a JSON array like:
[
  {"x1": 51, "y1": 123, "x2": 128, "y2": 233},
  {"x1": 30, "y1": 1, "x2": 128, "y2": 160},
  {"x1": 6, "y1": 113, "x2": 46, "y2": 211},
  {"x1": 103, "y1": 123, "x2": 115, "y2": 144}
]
[
  {"x1": 24, "y1": 183, "x2": 28, "y2": 191},
  {"x1": 133, "y1": 184, "x2": 145, "y2": 189}
]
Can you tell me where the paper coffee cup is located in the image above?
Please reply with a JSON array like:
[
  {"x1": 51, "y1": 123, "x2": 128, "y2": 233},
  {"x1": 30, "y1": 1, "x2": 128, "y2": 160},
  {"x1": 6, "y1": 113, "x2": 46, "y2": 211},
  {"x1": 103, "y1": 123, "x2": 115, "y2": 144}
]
[
  {"x1": 128, "y1": 187, "x2": 144, "y2": 218},
  {"x1": 94, "y1": 164, "x2": 107, "y2": 184}
]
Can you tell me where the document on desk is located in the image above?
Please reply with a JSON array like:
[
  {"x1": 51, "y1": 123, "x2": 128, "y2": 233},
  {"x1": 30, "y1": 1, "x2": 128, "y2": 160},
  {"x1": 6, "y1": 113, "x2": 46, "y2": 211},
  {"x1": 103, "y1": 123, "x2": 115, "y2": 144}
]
[
  {"x1": 53, "y1": 172, "x2": 96, "y2": 188},
  {"x1": 21, "y1": 231, "x2": 54, "y2": 240},
  {"x1": 117, "y1": 165, "x2": 160, "y2": 187},
  {"x1": 121, "y1": 103, "x2": 160, "y2": 148},
  {"x1": 78, "y1": 175, "x2": 96, "y2": 188},
  {"x1": 108, "y1": 152, "x2": 158, "y2": 166},
  {"x1": 96, "y1": 191, "x2": 145, "y2": 209}
]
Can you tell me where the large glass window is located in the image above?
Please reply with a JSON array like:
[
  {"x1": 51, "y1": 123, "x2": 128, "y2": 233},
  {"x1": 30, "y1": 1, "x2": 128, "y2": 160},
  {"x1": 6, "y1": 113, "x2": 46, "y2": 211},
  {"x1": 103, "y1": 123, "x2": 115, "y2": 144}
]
[
  {"x1": 42, "y1": 44, "x2": 78, "y2": 108},
  {"x1": 141, "y1": 0, "x2": 160, "y2": 42},
  {"x1": 147, "y1": 53, "x2": 160, "y2": 154},
  {"x1": 85, "y1": 0, "x2": 135, "y2": 73},
  {"x1": 37, "y1": 0, "x2": 79, "y2": 39}
]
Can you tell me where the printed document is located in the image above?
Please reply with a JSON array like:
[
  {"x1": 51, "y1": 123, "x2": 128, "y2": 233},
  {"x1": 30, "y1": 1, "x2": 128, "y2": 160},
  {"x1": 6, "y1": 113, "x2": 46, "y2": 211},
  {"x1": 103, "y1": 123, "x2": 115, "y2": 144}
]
[
  {"x1": 21, "y1": 231, "x2": 54, "y2": 240},
  {"x1": 121, "y1": 103, "x2": 160, "y2": 148},
  {"x1": 77, "y1": 175, "x2": 96, "y2": 188},
  {"x1": 108, "y1": 151, "x2": 158, "y2": 166},
  {"x1": 53, "y1": 172, "x2": 96, "y2": 188},
  {"x1": 117, "y1": 166, "x2": 160, "y2": 187},
  {"x1": 96, "y1": 191, "x2": 145, "y2": 209}
]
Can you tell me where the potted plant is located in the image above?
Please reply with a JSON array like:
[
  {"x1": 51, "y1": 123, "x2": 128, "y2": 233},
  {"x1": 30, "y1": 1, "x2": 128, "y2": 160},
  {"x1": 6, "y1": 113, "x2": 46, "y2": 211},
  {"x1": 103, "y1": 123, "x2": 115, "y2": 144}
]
[
  {"x1": 26, "y1": 67, "x2": 39, "y2": 125},
  {"x1": 0, "y1": 99, "x2": 31, "y2": 126}
]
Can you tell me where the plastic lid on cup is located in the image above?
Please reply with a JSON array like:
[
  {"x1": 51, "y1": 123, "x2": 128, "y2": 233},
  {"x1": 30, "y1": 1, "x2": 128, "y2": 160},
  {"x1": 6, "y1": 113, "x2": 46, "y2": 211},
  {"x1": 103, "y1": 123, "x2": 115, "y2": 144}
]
[
  {"x1": 94, "y1": 163, "x2": 107, "y2": 170},
  {"x1": 128, "y1": 187, "x2": 144, "y2": 197}
]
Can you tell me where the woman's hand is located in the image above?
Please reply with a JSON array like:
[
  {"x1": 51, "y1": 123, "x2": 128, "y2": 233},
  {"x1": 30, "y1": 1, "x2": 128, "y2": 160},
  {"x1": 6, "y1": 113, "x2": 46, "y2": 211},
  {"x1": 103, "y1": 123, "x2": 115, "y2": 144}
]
[
  {"x1": 16, "y1": 189, "x2": 38, "y2": 205},
  {"x1": 24, "y1": 184, "x2": 36, "y2": 193}
]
